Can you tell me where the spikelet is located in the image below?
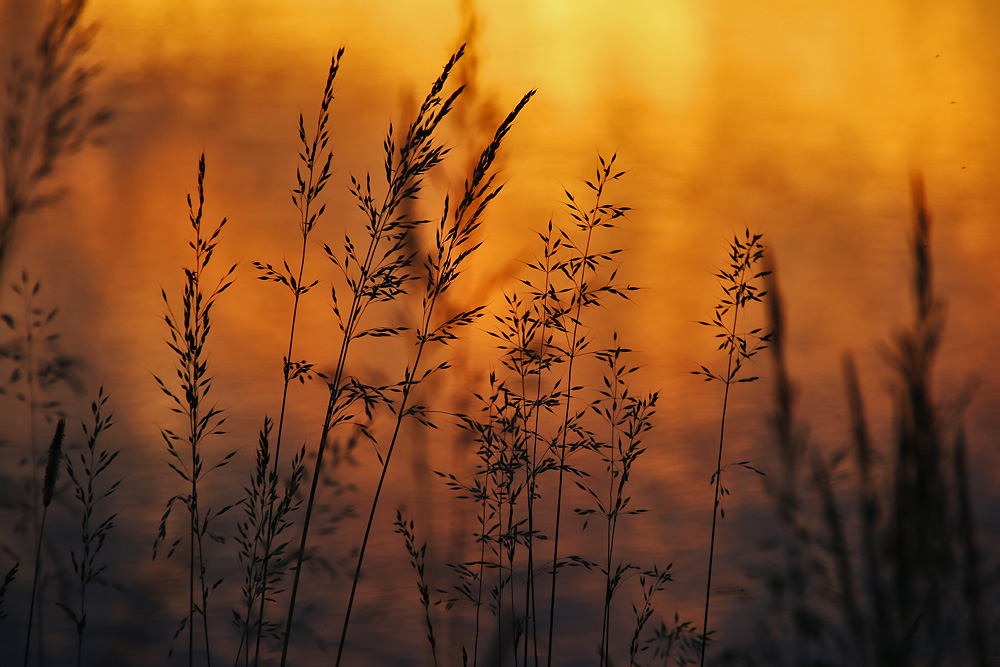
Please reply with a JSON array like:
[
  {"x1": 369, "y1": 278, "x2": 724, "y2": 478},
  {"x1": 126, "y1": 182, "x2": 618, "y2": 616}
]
[{"x1": 42, "y1": 418, "x2": 66, "y2": 508}]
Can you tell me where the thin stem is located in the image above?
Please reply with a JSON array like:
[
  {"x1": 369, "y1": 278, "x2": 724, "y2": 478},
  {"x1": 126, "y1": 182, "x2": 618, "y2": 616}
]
[
  {"x1": 23, "y1": 504, "x2": 49, "y2": 667},
  {"x1": 546, "y1": 215, "x2": 597, "y2": 667},
  {"x1": 254, "y1": 51, "x2": 340, "y2": 662},
  {"x1": 473, "y1": 431, "x2": 490, "y2": 667},
  {"x1": 524, "y1": 228, "x2": 556, "y2": 667},
  {"x1": 600, "y1": 362, "x2": 620, "y2": 667},
  {"x1": 699, "y1": 339, "x2": 735, "y2": 667},
  {"x1": 281, "y1": 318, "x2": 353, "y2": 665},
  {"x1": 335, "y1": 342, "x2": 427, "y2": 666},
  {"x1": 281, "y1": 112, "x2": 401, "y2": 666},
  {"x1": 282, "y1": 120, "x2": 416, "y2": 666}
]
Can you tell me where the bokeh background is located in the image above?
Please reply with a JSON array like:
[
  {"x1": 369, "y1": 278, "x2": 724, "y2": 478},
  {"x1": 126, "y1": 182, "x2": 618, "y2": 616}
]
[{"x1": 1, "y1": 1, "x2": 998, "y2": 664}]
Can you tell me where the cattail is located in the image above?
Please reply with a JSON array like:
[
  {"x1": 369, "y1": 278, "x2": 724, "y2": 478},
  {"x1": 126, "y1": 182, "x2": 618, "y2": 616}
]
[{"x1": 42, "y1": 418, "x2": 65, "y2": 508}]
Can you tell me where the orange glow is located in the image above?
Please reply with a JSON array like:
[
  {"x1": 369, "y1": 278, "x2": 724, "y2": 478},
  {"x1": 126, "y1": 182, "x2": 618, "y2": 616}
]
[{"x1": 1, "y1": 0, "x2": 998, "y2": 663}]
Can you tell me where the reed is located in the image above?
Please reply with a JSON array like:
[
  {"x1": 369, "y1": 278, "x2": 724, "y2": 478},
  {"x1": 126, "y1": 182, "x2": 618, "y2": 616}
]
[
  {"x1": 626, "y1": 565, "x2": 673, "y2": 666},
  {"x1": 274, "y1": 45, "x2": 535, "y2": 664},
  {"x1": 647, "y1": 613, "x2": 702, "y2": 665},
  {"x1": 543, "y1": 153, "x2": 634, "y2": 665},
  {"x1": 1, "y1": 9, "x2": 997, "y2": 664},
  {"x1": 153, "y1": 154, "x2": 238, "y2": 667},
  {"x1": 444, "y1": 219, "x2": 570, "y2": 664},
  {"x1": 0, "y1": 274, "x2": 80, "y2": 667},
  {"x1": 0, "y1": 272, "x2": 79, "y2": 541},
  {"x1": 722, "y1": 178, "x2": 995, "y2": 666},
  {"x1": 444, "y1": 368, "x2": 530, "y2": 665},
  {"x1": 577, "y1": 336, "x2": 660, "y2": 667}
]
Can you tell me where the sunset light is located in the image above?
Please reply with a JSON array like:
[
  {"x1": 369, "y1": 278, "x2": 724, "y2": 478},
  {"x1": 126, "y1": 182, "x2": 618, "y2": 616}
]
[{"x1": 1, "y1": 1, "x2": 998, "y2": 665}]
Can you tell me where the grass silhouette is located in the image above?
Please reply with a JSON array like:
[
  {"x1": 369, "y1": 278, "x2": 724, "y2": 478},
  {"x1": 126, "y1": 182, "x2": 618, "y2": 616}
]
[{"x1": 0, "y1": 3, "x2": 995, "y2": 666}]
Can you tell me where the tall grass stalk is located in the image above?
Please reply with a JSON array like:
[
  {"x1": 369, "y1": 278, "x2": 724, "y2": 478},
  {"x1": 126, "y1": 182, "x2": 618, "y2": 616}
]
[
  {"x1": 0, "y1": 0, "x2": 110, "y2": 281},
  {"x1": 441, "y1": 155, "x2": 635, "y2": 666},
  {"x1": 450, "y1": 370, "x2": 529, "y2": 659},
  {"x1": 279, "y1": 46, "x2": 468, "y2": 664},
  {"x1": 692, "y1": 229, "x2": 769, "y2": 667},
  {"x1": 153, "y1": 154, "x2": 237, "y2": 667},
  {"x1": 0, "y1": 276, "x2": 78, "y2": 667},
  {"x1": 456, "y1": 239, "x2": 561, "y2": 665},
  {"x1": 232, "y1": 420, "x2": 306, "y2": 666},
  {"x1": 734, "y1": 177, "x2": 994, "y2": 666},
  {"x1": 244, "y1": 47, "x2": 343, "y2": 667},
  {"x1": 60, "y1": 387, "x2": 120, "y2": 667},
  {"x1": 646, "y1": 613, "x2": 702, "y2": 665},
  {"x1": 332, "y1": 86, "x2": 534, "y2": 666},
  {"x1": 626, "y1": 565, "x2": 672, "y2": 666},
  {"x1": 441, "y1": 370, "x2": 511, "y2": 664},
  {"x1": 499, "y1": 218, "x2": 567, "y2": 666},
  {"x1": 23, "y1": 417, "x2": 64, "y2": 667},
  {"x1": 519, "y1": 224, "x2": 560, "y2": 667},
  {"x1": 394, "y1": 510, "x2": 439, "y2": 667},
  {"x1": 0, "y1": 272, "x2": 77, "y2": 539},
  {"x1": 545, "y1": 153, "x2": 632, "y2": 665},
  {"x1": 575, "y1": 336, "x2": 659, "y2": 666}
]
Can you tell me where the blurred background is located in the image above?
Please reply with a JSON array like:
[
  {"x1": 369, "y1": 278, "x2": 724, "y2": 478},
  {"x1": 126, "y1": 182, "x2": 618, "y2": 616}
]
[{"x1": 1, "y1": 0, "x2": 998, "y2": 664}]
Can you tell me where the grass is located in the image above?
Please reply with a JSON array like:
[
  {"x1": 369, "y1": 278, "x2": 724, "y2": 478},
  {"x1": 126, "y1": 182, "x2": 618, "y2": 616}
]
[
  {"x1": 0, "y1": 1, "x2": 997, "y2": 666},
  {"x1": 395, "y1": 509, "x2": 439, "y2": 667},
  {"x1": 60, "y1": 386, "x2": 121, "y2": 667},
  {"x1": 691, "y1": 230, "x2": 770, "y2": 666},
  {"x1": 711, "y1": 177, "x2": 994, "y2": 667},
  {"x1": 153, "y1": 153, "x2": 238, "y2": 666},
  {"x1": 24, "y1": 418, "x2": 64, "y2": 667},
  {"x1": 278, "y1": 46, "x2": 470, "y2": 663},
  {"x1": 434, "y1": 155, "x2": 679, "y2": 667},
  {"x1": 242, "y1": 45, "x2": 343, "y2": 667},
  {"x1": 0, "y1": 271, "x2": 78, "y2": 667},
  {"x1": 0, "y1": 0, "x2": 110, "y2": 284}
]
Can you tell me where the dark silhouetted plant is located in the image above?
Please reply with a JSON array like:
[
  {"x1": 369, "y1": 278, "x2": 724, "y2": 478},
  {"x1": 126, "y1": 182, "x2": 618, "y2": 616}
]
[
  {"x1": 330, "y1": 79, "x2": 534, "y2": 667},
  {"x1": 544, "y1": 153, "x2": 634, "y2": 665},
  {"x1": 574, "y1": 335, "x2": 661, "y2": 666},
  {"x1": 692, "y1": 229, "x2": 769, "y2": 667},
  {"x1": 232, "y1": 419, "x2": 306, "y2": 667},
  {"x1": 646, "y1": 612, "x2": 702, "y2": 666},
  {"x1": 153, "y1": 154, "x2": 238, "y2": 667},
  {"x1": 440, "y1": 155, "x2": 663, "y2": 667},
  {"x1": 23, "y1": 417, "x2": 64, "y2": 667},
  {"x1": 0, "y1": 272, "x2": 78, "y2": 539},
  {"x1": 627, "y1": 565, "x2": 675, "y2": 667},
  {"x1": 724, "y1": 178, "x2": 994, "y2": 667},
  {"x1": 59, "y1": 386, "x2": 121, "y2": 667},
  {"x1": 276, "y1": 40, "x2": 534, "y2": 664},
  {"x1": 245, "y1": 46, "x2": 343, "y2": 667},
  {"x1": 0, "y1": 563, "x2": 16, "y2": 626},
  {"x1": 395, "y1": 509, "x2": 439, "y2": 667},
  {"x1": 278, "y1": 45, "x2": 469, "y2": 666},
  {"x1": 0, "y1": 0, "x2": 110, "y2": 282},
  {"x1": 443, "y1": 369, "x2": 532, "y2": 665}
]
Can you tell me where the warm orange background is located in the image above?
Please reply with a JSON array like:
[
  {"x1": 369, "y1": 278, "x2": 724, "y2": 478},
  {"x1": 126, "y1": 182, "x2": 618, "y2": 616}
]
[{"x1": 1, "y1": 1, "x2": 998, "y2": 664}]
